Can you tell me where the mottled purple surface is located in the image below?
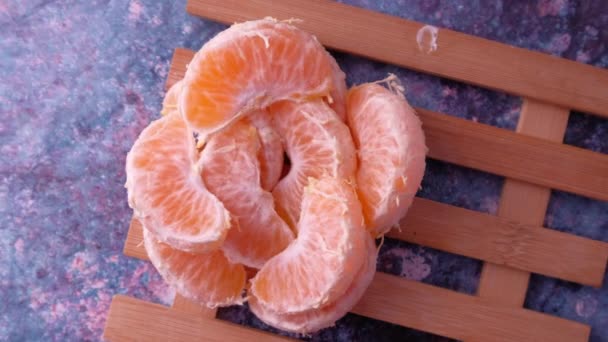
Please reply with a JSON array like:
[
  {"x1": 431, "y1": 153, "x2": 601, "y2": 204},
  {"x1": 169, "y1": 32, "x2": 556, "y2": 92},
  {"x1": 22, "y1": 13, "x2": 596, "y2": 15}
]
[{"x1": 1, "y1": 0, "x2": 607, "y2": 341}]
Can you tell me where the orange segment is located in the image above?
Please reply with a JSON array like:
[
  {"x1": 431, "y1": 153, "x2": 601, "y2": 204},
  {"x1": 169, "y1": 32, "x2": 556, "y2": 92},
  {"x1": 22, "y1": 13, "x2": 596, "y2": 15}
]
[
  {"x1": 346, "y1": 81, "x2": 427, "y2": 236},
  {"x1": 327, "y1": 56, "x2": 347, "y2": 121},
  {"x1": 200, "y1": 120, "x2": 294, "y2": 269},
  {"x1": 125, "y1": 113, "x2": 231, "y2": 252},
  {"x1": 245, "y1": 109, "x2": 284, "y2": 191},
  {"x1": 269, "y1": 99, "x2": 356, "y2": 229},
  {"x1": 249, "y1": 233, "x2": 377, "y2": 333},
  {"x1": 180, "y1": 18, "x2": 340, "y2": 134},
  {"x1": 143, "y1": 228, "x2": 246, "y2": 308},
  {"x1": 250, "y1": 177, "x2": 367, "y2": 314}
]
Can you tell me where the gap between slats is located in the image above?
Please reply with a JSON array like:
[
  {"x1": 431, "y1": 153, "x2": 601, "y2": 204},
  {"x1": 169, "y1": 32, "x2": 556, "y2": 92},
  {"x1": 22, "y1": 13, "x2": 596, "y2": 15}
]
[
  {"x1": 167, "y1": 48, "x2": 608, "y2": 202},
  {"x1": 185, "y1": 0, "x2": 608, "y2": 119}
]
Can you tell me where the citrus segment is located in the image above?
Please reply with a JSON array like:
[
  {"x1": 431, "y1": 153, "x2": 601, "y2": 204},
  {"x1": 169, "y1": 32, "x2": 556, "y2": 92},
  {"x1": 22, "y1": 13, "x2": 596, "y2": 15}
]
[
  {"x1": 245, "y1": 109, "x2": 284, "y2": 191},
  {"x1": 346, "y1": 82, "x2": 427, "y2": 236},
  {"x1": 200, "y1": 120, "x2": 294, "y2": 269},
  {"x1": 327, "y1": 56, "x2": 347, "y2": 122},
  {"x1": 250, "y1": 177, "x2": 366, "y2": 314},
  {"x1": 126, "y1": 113, "x2": 231, "y2": 252},
  {"x1": 143, "y1": 228, "x2": 246, "y2": 308},
  {"x1": 249, "y1": 233, "x2": 377, "y2": 333},
  {"x1": 180, "y1": 18, "x2": 341, "y2": 135},
  {"x1": 269, "y1": 99, "x2": 356, "y2": 229}
]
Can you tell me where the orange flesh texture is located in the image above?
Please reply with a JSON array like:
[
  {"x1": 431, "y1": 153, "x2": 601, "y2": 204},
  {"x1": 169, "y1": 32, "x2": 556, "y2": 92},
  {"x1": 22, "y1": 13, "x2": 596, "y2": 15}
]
[
  {"x1": 244, "y1": 109, "x2": 284, "y2": 191},
  {"x1": 269, "y1": 99, "x2": 356, "y2": 229},
  {"x1": 200, "y1": 120, "x2": 294, "y2": 269},
  {"x1": 125, "y1": 113, "x2": 230, "y2": 252},
  {"x1": 249, "y1": 233, "x2": 377, "y2": 333},
  {"x1": 346, "y1": 83, "x2": 427, "y2": 236},
  {"x1": 250, "y1": 177, "x2": 367, "y2": 314},
  {"x1": 143, "y1": 228, "x2": 246, "y2": 308},
  {"x1": 163, "y1": 82, "x2": 283, "y2": 192},
  {"x1": 179, "y1": 18, "x2": 337, "y2": 135},
  {"x1": 326, "y1": 55, "x2": 347, "y2": 121}
]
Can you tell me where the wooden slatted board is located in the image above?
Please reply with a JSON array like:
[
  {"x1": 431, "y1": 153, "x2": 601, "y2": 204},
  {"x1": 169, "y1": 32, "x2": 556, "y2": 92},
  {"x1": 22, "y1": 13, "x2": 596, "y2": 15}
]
[{"x1": 104, "y1": 1, "x2": 608, "y2": 341}]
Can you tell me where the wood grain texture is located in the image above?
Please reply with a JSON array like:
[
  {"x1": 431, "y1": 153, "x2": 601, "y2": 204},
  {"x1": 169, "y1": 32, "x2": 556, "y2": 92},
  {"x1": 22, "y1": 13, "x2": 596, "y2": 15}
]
[
  {"x1": 104, "y1": 295, "x2": 293, "y2": 341},
  {"x1": 165, "y1": 48, "x2": 189, "y2": 89},
  {"x1": 352, "y1": 273, "x2": 589, "y2": 342},
  {"x1": 185, "y1": 0, "x2": 608, "y2": 118},
  {"x1": 124, "y1": 218, "x2": 146, "y2": 260},
  {"x1": 167, "y1": 48, "x2": 608, "y2": 201},
  {"x1": 391, "y1": 198, "x2": 608, "y2": 287},
  {"x1": 477, "y1": 101, "x2": 570, "y2": 307},
  {"x1": 123, "y1": 218, "x2": 147, "y2": 260},
  {"x1": 165, "y1": 49, "x2": 190, "y2": 90}
]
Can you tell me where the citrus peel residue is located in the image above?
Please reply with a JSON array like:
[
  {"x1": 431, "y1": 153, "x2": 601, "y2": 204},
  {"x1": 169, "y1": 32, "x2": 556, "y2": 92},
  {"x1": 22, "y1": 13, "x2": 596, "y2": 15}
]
[
  {"x1": 416, "y1": 25, "x2": 439, "y2": 53},
  {"x1": 125, "y1": 18, "x2": 427, "y2": 334}
]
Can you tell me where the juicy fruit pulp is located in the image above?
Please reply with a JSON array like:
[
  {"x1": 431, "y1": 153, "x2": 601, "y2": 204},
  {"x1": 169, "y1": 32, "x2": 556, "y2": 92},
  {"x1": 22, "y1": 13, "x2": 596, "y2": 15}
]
[
  {"x1": 143, "y1": 228, "x2": 246, "y2": 308},
  {"x1": 125, "y1": 113, "x2": 231, "y2": 253},
  {"x1": 200, "y1": 120, "x2": 294, "y2": 269},
  {"x1": 347, "y1": 82, "x2": 427, "y2": 237},
  {"x1": 269, "y1": 99, "x2": 356, "y2": 229},
  {"x1": 125, "y1": 18, "x2": 426, "y2": 335},
  {"x1": 249, "y1": 233, "x2": 378, "y2": 333},
  {"x1": 250, "y1": 177, "x2": 367, "y2": 314},
  {"x1": 179, "y1": 18, "x2": 347, "y2": 136}
]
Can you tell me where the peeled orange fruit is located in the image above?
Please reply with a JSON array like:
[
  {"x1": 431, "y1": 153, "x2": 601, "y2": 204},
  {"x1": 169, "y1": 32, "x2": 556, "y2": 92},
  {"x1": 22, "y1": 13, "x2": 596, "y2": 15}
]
[
  {"x1": 179, "y1": 18, "x2": 345, "y2": 135},
  {"x1": 125, "y1": 18, "x2": 427, "y2": 335},
  {"x1": 143, "y1": 227, "x2": 246, "y2": 308},
  {"x1": 125, "y1": 113, "x2": 231, "y2": 253},
  {"x1": 200, "y1": 120, "x2": 294, "y2": 269},
  {"x1": 269, "y1": 99, "x2": 356, "y2": 229},
  {"x1": 245, "y1": 109, "x2": 284, "y2": 191},
  {"x1": 250, "y1": 176, "x2": 366, "y2": 314},
  {"x1": 347, "y1": 81, "x2": 427, "y2": 237},
  {"x1": 249, "y1": 232, "x2": 377, "y2": 333},
  {"x1": 326, "y1": 55, "x2": 348, "y2": 121}
]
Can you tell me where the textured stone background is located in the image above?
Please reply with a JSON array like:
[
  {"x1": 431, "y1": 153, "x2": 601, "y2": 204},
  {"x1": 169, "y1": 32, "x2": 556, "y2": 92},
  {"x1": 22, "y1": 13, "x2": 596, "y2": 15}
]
[{"x1": 1, "y1": 0, "x2": 606, "y2": 341}]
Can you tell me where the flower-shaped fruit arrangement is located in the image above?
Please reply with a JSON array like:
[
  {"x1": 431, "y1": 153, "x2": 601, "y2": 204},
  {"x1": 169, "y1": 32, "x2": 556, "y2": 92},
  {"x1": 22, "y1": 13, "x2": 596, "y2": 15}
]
[{"x1": 125, "y1": 18, "x2": 426, "y2": 334}]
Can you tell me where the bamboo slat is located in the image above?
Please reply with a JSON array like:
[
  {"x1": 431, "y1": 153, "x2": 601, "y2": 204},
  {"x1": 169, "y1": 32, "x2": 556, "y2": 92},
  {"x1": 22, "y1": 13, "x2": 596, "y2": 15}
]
[
  {"x1": 477, "y1": 101, "x2": 570, "y2": 307},
  {"x1": 352, "y1": 273, "x2": 589, "y2": 342},
  {"x1": 391, "y1": 198, "x2": 608, "y2": 287},
  {"x1": 104, "y1": 295, "x2": 293, "y2": 341}
]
